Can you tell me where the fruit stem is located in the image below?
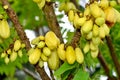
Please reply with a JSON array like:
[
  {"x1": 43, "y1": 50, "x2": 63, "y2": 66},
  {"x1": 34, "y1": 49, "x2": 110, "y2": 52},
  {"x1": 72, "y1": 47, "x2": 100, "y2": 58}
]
[
  {"x1": 1, "y1": 0, "x2": 51, "y2": 80},
  {"x1": 106, "y1": 36, "x2": 120, "y2": 79}
]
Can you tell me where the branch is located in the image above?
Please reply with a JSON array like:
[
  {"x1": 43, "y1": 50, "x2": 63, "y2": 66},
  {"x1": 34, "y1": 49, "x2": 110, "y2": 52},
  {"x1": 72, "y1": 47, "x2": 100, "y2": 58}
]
[
  {"x1": 1, "y1": 0, "x2": 50, "y2": 80},
  {"x1": 43, "y1": 2, "x2": 64, "y2": 43},
  {"x1": 106, "y1": 36, "x2": 120, "y2": 78}
]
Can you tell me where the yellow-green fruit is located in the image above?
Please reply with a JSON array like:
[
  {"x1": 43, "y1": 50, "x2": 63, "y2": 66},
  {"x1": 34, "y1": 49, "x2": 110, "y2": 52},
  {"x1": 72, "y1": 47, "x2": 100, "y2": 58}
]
[
  {"x1": 41, "y1": 53, "x2": 48, "y2": 62},
  {"x1": 90, "y1": 3, "x2": 102, "y2": 18},
  {"x1": 92, "y1": 37, "x2": 101, "y2": 45},
  {"x1": 27, "y1": 48, "x2": 34, "y2": 56},
  {"x1": 95, "y1": 17, "x2": 105, "y2": 26},
  {"x1": 18, "y1": 50, "x2": 23, "y2": 58},
  {"x1": 77, "y1": 17, "x2": 86, "y2": 26},
  {"x1": 57, "y1": 44, "x2": 66, "y2": 61},
  {"x1": 59, "y1": 2, "x2": 66, "y2": 12},
  {"x1": 83, "y1": 42, "x2": 90, "y2": 54},
  {"x1": 92, "y1": 24, "x2": 99, "y2": 37},
  {"x1": 99, "y1": 0, "x2": 109, "y2": 9},
  {"x1": 91, "y1": 49, "x2": 99, "y2": 58},
  {"x1": 21, "y1": 43, "x2": 25, "y2": 48},
  {"x1": 39, "y1": 35, "x2": 45, "y2": 40},
  {"x1": 102, "y1": 24, "x2": 110, "y2": 36},
  {"x1": 37, "y1": 0, "x2": 45, "y2": 9},
  {"x1": 65, "y1": 46, "x2": 76, "y2": 64},
  {"x1": 48, "y1": 50, "x2": 60, "y2": 70},
  {"x1": 0, "y1": 19, "x2": 10, "y2": 39},
  {"x1": 38, "y1": 59, "x2": 44, "y2": 68},
  {"x1": 113, "y1": 8, "x2": 120, "y2": 23},
  {"x1": 65, "y1": 2, "x2": 76, "y2": 12},
  {"x1": 13, "y1": 40, "x2": 21, "y2": 51},
  {"x1": 7, "y1": 49, "x2": 11, "y2": 55},
  {"x1": 86, "y1": 31, "x2": 93, "y2": 40},
  {"x1": 68, "y1": 10, "x2": 74, "y2": 22},
  {"x1": 75, "y1": 48, "x2": 84, "y2": 64},
  {"x1": 90, "y1": 41, "x2": 98, "y2": 51},
  {"x1": 73, "y1": 13, "x2": 80, "y2": 28},
  {"x1": 37, "y1": 41, "x2": 45, "y2": 48},
  {"x1": 110, "y1": 1, "x2": 117, "y2": 7},
  {"x1": 31, "y1": 37, "x2": 40, "y2": 45},
  {"x1": 43, "y1": 47, "x2": 51, "y2": 56},
  {"x1": 1, "y1": 52, "x2": 6, "y2": 58},
  {"x1": 4, "y1": 56, "x2": 9, "y2": 64},
  {"x1": 82, "y1": 19, "x2": 93, "y2": 34},
  {"x1": 33, "y1": 0, "x2": 41, "y2": 3},
  {"x1": 29, "y1": 48, "x2": 41, "y2": 64},
  {"x1": 10, "y1": 51, "x2": 17, "y2": 62},
  {"x1": 84, "y1": 6, "x2": 91, "y2": 17},
  {"x1": 104, "y1": 7, "x2": 116, "y2": 24},
  {"x1": 99, "y1": 26, "x2": 105, "y2": 39},
  {"x1": 45, "y1": 31, "x2": 60, "y2": 50}
]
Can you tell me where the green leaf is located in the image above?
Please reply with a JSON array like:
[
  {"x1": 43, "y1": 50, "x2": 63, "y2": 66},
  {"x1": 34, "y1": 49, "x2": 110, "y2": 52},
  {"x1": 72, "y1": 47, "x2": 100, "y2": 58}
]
[
  {"x1": 73, "y1": 68, "x2": 89, "y2": 80},
  {"x1": 54, "y1": 62, "x2": 77, "y2": 76}
]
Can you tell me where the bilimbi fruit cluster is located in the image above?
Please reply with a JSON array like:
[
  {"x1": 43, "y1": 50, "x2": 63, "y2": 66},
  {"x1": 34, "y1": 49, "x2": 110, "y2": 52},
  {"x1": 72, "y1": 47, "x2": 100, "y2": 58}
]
[
  {"x1": 59, "y1": 0, "x2": 120, "y2": 58},
  {"x1": 33, "y1": 0, "x2": 51, "y2": 9},
  {"x1": 28, "y1": 31, "x2": 84, "y2": 70},
  {"x1": 0, "y1": 19, "x2": 10, "y2": 43},
  {"x1": 1, "y1": 40, "x2": 25, "y2": 64}
]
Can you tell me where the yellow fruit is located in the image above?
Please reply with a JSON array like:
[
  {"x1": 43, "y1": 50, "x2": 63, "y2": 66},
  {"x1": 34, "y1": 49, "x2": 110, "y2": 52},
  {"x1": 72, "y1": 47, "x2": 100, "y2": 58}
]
[
  {"x1": 92, "y1": 37, "x2": 101, "y2": 45},
  {"x1": 91, "y1": 49, "x2": 99, "y2": 58},
  {"x1": 27, "y1": 48, "x2": 34, "y2": 56},
  {"x1": 41, "y1": 53, "x2": 48, "y2": 62},
  {"x1": 90, "y1": 3, "x2": 102, "y2": 18},
  {"x1": 1, "y1": 52, "x2": 6, "y2": 58},
  {"x1": 31, "y1": 37, "x2": 40, "y2": 45},
  {"x1": 18, "y1": 50, "x2": 23, "y2": 58},
  {"x1": 90, "y1": 41, "x2": 98, "y2": 51},
  {"x1": 10, "y1": 51, "x2": 17, "y2": 62},
  {"x1": 0, "y1": 19, "x2": 10, "y2": 39},
  {"x1": 43, "y1": 47, "x2": 51, "y2": 56},
  {"x1": 57, "y1": 44, "x2": 66, "y2": 61},
  {"x1": 75, "y1": 48, "x2": 84, "y2": 64},
  {"x1": 73, "y1": 13, "x2": 80, "y2": 28},
  {"x1": 37, "y1": 41, "x2": 45, "y2": 48},
  {"x1": 104, "y1": 7, "x2": 116, "y2": 25},
  {"x1": 84, "y1": 6, "x2": 91, "y2": 17},
  {"x1": 13, "y1": 40, "x2": 21, "y2": 51},
  {"x1": 92, "y1": 24, "x2": 99, "y2": 37},
  {"x1": 99, "y1": 0, "x2": 109, "y2": 9},
  {"x1": 83, "y1": 42, "x2": 90, "y2": 54},
  {"x1": 59, "y1": 2, "x2": 66, "y2": 12},
  {"x1": 3, "y1": 5, "x2": 8, "y2": 9},
  {"x1": 81, "y1": 19, "x2": 93, "y2": 34},
  {"x1": 45, "y1": 31, "x2": 60, "y2": 50},
  {"x1": 48, "y1": 50, "x2": 60, "y2": 70},
  {"x1": 5, "y1": 56, "x2": 9, "y2": 64},
  {"x1": 102, "y1": 24, "x2": 110, "y2": 36},
  {"x1": 77, "y1": 17, "x2": 86, "y2": 26},
  {"x1": 38, "y1": 59, "x2": 44, "y2": 68},
  {"x1": 37, "y1": 0, "x2": 45, "y2": 9},
  {"x1": 99, "y1": 26, "x2": 105, "y2": 39},
  {"x1": 39, "y1": 35, "x2": 45, "y2": 40},
  {"x1": 7, "y1": 49, "x2": 11, "y2": 54},
  {"x1": 65, "y1": 2, "x2": 76, "y2": 12},
  {"x1": 95, "y1": 17, "x2": 105, "y2": 26},
  {"x1": 65, "y1": 46, "x2": 76, "y2": 64},
  {"x1": 68, "y1": 10, "x2": 74, "y2": 22},
  {"x1": 86, "y1": 31, "x2": 93, "y2": 40},
  {"x1": 29, "y1": 48, "x2": 41, "y2": 64},
  {"x1": 21, "y1": 43, "x2": 26, "y2": 48}
]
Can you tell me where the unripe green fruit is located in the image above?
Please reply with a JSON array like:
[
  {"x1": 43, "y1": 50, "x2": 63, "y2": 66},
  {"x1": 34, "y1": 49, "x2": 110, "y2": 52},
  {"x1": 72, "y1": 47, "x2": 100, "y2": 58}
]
[
  {"x1": 83, "y1": 42, "x2": 90, "y2": 54},
  {"x1": 7, "y1": 49, "x2": 11, "y2": 55},
  {"x1": 33, "y1": 0, "x2": 41, "y2": 3},
  {"x1": 10, "y1": 51, "x2": 17, "y2": 62},
  {"x1": 92, "y1": 37, "x2": 101, "y2": 45},
  {"x1": 5, "y1": 56, "x2": 9, "y2": 64},
  {"x1": 65, "y1": 2, "x2": 76, "y2": 12},
  {"x1": 38, "y1": 59, "x2": 44, "y2": 68},
  {"x1": 75, "y1": 48, "x2": 84, "y2": 64},
  {"x1": 13, "y1": 40, "x2": 21, "y2": 51},
  {"x1": 86, "y1": 31, "x2": 93, "y2": 40},
  {"x1": 41, "y1": 53, "x2": 48, "y2": 62},
  {"x1": 90, "y1": 41, "x2": 98, "y2": 51},
  {"x1": 43, "y1": 47, "x2": 51, "y2": 56},
  {"x1": 95, "y1": 17, "x2": 105, "y2": 26},
  {"x1": 92, "y1": 24, "x2": 99, "y2": 37},
  {"x1": 0, "y1": 19, "x2": 10, "y2": 39},
  {"x1": 81, "y1": 19, "x2": 93, "y2": 34},
  {"x1": 59, "y1": 2, "x2": 66, "y2": 12},
  {"x1": 91, "y1": 48, "x2": 99, "y2": 58},
  {"x1": 48, "y1": 50, "x2": 60, "y2": 70},
  {"x1": 31, "y1": 37, "x2": 40, "y2": 45},
  {"x1": 29, "y1": 48, "x2": 41, "y2": 64},
  {"x1": 37, "y1": 0, "x2": 45, "y2": 9},
  {"x1": 1, "y1": 52, "x2": 6, "y2": 58},
  {"x1": 0, "y1": 37, "x2": 3, "y2": 44},
  {"x1": 37, "y1": 41, "x2": 45, "y2": 48},
  {"x1": 27, "y1": 48, "x2": 34, "y2": 56},
  {"x1": 21, "y1": 43, "x2": 26, "y2": 48},
  {"x1": 18, "y1": 50, "x2": 23, "y2": 58},
  {"x1": 102, "y1": 24, "x2": 110, "y2": 36},
  {"x1": 65, "y1": 46, "x2": 76, "y2": 64},
  {"x1": 110, "y1": 1, "x2": 117, "y2": 7}
]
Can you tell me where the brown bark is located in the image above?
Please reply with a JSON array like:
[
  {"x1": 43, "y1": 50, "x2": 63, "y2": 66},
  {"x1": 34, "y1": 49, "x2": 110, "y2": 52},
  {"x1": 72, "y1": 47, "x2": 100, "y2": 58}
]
[
  {"x1": 1, "y1": 0, "x2": 50, "y2": 80},
  {"x1": 43, "y1": 2, "x2": 64, "y2": 43},
  {"x1": 106, "y1": 36, "x2": 120, "y2": 79}
]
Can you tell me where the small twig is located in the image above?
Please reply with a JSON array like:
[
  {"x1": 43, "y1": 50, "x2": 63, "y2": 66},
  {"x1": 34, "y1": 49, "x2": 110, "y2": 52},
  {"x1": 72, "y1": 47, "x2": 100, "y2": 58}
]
[
  {"x1": 1, "y1": 0, "x2": 50, "y2": 80},
  {"x1": 106, "y1": 36, "x2": 120, "y2": 78}
]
